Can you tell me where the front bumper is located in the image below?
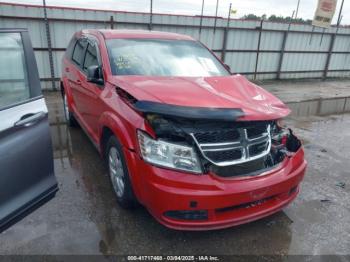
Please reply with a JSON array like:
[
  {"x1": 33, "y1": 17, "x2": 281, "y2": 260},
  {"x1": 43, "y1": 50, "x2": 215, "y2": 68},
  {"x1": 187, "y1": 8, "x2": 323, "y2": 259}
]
[{"x1": 125, "y1": 147, "x2": 307, "y2": 231}]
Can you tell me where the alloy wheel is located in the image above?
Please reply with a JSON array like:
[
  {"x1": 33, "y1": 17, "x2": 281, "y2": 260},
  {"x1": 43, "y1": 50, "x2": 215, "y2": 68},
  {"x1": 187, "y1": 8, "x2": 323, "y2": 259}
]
[{"x1": 108, "y1": 146, "x2": 125, "y2": 198}]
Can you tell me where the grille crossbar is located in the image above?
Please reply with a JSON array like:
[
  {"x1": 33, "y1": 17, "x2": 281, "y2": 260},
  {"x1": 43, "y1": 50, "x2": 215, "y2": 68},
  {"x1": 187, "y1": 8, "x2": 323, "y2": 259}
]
[{"x1": 191, "y1": 125, "x2": 271, "y2": 166}]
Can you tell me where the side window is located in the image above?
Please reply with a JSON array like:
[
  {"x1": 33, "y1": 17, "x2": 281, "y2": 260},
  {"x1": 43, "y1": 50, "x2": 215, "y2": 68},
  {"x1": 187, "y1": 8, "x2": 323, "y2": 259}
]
[
  {"x1": 83, "y1": 43, "x2": 99, "y2": 71},
  {"x1": 65, "y1": 37, "x2": 76, "y2": 59},
  {"x1": 0, "y1": 32, "x2": 30, "y2": 109},
  {"x1": 72, "y1": 39, "x2": 87, "y2": 67}
]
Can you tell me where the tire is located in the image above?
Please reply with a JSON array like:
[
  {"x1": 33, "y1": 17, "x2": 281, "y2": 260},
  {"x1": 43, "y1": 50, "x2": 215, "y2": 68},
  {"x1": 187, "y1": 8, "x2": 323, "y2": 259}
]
[
  {"x1": 63, "y1": 91, "x2": 78, "y2": 127},
  {"x1": 106, "y1": 136, "x2": 137, "y2": 208}
]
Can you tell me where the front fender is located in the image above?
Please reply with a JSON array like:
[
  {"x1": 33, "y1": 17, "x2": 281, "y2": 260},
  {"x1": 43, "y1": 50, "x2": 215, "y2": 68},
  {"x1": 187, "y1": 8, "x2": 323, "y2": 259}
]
[
  {"x1": 98, "y1": 111, "x2": 145, "y2": 203},
  {"x1": 98, "y1": 111, "x2": 136, "y2": 151}
]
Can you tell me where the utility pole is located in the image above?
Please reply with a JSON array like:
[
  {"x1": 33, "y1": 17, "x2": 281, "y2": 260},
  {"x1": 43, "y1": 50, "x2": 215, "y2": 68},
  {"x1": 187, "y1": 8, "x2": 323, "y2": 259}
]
[
  {"x1": 149, "y1": 0, "x2": 153, "y2": 30},
  {"x1": 337, "y1": 0, "x2": 345, "y2": 26},
  {"x1": 323, "y1": 0, "x2": 343, "y2": 79},
  {"x1": 213, "y1": 0, "x2": 219, "y2": 33},
  {"x1": 199, "y1": 0, "x2": 205, "y2": 39},
  {"x1": 295, "y1": 0, "x2": 300, "y2": 19},
  {"x1": 227, "y1": 2, "x2": 232, "y2": 28},
  {"x1": 212, "y1": 0, "x2": 220, "y2": 48},
  {"x1": 43, "y1": 0, "x2": 56, "y2": 90},
  {"x1": 277, "y1": 10, "x2": 295, "y2": 79},
  {"x1": 221, "y1": 2, "x2": 232, "y2": 62}
]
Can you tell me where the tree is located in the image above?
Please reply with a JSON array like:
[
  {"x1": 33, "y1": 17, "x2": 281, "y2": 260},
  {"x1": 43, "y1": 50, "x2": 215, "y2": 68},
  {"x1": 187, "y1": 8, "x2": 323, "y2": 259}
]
[
  {"x1": 241, "y1": 13, "x2": 312, "y2": 24},
  {"x1": 241, "y1": 14, "x2": 261, "y2": 21}
]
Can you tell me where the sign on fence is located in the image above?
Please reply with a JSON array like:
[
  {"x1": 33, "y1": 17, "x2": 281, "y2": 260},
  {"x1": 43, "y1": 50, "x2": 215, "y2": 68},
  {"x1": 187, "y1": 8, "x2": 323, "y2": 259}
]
[{"x1": 312, "y1": 0, "x2": 338, "y2": 28}]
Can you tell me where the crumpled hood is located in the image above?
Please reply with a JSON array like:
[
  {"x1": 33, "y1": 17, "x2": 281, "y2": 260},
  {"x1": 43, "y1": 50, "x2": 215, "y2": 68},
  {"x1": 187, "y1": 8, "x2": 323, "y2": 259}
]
[{"x1": 109, "y1": 74, "x2": 290, "y2": 121}]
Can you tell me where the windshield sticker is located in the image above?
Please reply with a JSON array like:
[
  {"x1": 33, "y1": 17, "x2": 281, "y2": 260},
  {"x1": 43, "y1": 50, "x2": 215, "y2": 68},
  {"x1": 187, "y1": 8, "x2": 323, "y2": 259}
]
[
  {"x1": 113, "y1": 54, "x2": 140, "y2": 70},
  {"x1": 198, "y1": 57, "x2": 219, "y2": 73}
]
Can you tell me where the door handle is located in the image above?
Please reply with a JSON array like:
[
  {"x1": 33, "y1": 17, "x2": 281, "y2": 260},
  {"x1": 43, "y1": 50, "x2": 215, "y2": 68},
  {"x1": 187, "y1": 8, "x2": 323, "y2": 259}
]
[
  {"x1": 14, "y1": 111, "x2": 46, "y2": 128},
  {"x1": 76, "y1": 79, "x2": 82, "y2": 85}
]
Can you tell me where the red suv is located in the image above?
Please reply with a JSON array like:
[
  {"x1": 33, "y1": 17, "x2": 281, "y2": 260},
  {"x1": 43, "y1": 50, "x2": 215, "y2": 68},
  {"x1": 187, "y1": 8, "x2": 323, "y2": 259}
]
[{"x1": 61, "y1": 29, "x2": 306, "y2": 230}]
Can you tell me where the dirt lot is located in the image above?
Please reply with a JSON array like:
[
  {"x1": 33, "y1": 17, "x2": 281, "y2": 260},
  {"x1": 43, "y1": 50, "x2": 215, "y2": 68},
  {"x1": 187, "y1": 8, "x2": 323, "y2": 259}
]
[{"x1": 0, "y1": 90, "x2": 349, "y2": 256}]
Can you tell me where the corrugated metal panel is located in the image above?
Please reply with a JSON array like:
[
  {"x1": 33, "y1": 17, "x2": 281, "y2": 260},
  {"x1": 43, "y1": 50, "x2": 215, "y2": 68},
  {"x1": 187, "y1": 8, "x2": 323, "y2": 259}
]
[
  {"x1": 333, "y1": 35, "x2": 350, "y2": 52},
  {"x1": 227, "y1": 29, "x2": 259, "y2": 50},
  {"x1": 258, "y1": 53, "x2": 280, "y2": 72},
  {"x1": 260, "y1": 31, "x2": 284, "y2": 50},
  {"x1": 281, "y1": 71, "x2": 324, "y2": 79},
  {"x1": 49, "y1": 20, "x2": 109, "y2": 48},
  {"x1": 285, "y1": 32, "x2": 331, "y2": 51},
  {"x1": 283, "y1": 53, "x2": 328, "y2": 71},
  {"x1": 0, "y1": 2, "x2": 350, "y2": 89},
  {"x1": 329, "y1": 54, "x2": 350, "y2": 70},
  {"x1": 226, "y1": 52, "x2": 257, "y2": 73}
]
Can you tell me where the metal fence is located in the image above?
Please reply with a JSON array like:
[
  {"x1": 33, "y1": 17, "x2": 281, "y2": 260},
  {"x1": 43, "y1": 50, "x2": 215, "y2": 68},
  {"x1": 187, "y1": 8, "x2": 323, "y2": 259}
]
[{"x1": 0, "y1": 2, "x2": 350, "y2": 90}]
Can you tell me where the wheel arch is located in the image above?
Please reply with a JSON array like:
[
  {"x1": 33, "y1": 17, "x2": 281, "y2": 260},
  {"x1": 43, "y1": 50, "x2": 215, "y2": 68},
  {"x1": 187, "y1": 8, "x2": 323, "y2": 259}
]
[
  {"x1": 60, "y1": 78, "x2": 75, "y2": 109},
  {"x1": 60, "y1": 81, "x2": 65, "y2": 97},
  {"x1": 98, "y1": 112, "x2": 136, "y2": 156},
  {"x1": 99, "y1": 116, "x2": 143, "y2": 204}
]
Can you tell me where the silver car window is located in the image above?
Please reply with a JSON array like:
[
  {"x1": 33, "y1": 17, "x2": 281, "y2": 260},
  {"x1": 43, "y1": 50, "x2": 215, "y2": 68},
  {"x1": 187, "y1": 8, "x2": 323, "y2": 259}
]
[{"x1": 0, "y1": 33, "x2": 30, "y2": 109}]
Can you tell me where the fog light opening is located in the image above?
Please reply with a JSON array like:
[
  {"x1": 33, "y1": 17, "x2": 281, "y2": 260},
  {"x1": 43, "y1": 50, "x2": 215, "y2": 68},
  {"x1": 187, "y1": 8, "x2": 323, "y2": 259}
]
[
  {"x1": 164, "y1": 210, "x2": 208, "y2": 221},
  {"x1": 190, "y1": 201, "x2": 198, "y2": 208},
  {"x1": 289, "y1": 186, "x2": 298, "y2": 195}
]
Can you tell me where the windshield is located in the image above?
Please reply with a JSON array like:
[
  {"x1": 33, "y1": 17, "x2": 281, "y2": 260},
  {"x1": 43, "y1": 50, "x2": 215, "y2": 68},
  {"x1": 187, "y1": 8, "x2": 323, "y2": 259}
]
[{"x1": 106, "y1": 39, "x2": 230, "y2": 77}]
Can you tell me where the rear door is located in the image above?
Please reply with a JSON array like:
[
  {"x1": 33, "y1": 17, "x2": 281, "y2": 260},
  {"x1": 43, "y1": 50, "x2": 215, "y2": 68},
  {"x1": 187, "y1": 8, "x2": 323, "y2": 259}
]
[
  {"x1": 0, "y1": 29, "x2": 58, "y2": 232},
  {"x1": 68, "y1": 37, "x2": 88, "y2": 118}
]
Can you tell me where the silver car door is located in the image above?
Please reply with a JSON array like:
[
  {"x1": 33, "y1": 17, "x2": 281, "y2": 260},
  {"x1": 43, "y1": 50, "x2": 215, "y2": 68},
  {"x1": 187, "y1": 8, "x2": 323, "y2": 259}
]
[{"x1": 0, "y1": 29, "x2": 58, "y2": 232}]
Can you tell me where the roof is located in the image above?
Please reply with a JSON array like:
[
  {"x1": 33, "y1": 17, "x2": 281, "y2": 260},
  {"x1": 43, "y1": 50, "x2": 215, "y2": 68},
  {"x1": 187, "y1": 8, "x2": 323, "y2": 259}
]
[{"x1": 95, "y1": 29, "x2": 195, "y2": 41}]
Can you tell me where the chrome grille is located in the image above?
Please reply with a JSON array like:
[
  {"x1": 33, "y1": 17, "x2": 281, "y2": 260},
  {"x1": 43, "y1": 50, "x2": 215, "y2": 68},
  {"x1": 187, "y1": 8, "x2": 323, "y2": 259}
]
[
  {"x1": 191, "y1": 125, "x2": 271, "y2": 166},
  {"x1": 194, "y1": 130, "x2": 240, "y2": 143}
]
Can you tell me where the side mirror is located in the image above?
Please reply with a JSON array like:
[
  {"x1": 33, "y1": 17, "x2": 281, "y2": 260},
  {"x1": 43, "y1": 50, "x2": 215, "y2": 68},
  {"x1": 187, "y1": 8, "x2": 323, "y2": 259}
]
[
  {"x1": 224, "y1": 63, "x2": 231, "y2": 73},
  {"x1": 87, "y1": 65, "x2": 104, "y2": 85}
]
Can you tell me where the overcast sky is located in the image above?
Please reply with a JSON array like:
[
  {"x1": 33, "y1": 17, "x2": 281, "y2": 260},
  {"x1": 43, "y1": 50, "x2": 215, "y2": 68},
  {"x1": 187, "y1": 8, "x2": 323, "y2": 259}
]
[{"x1": 3, "y1": 0, "x2": 350, "y2": 24}]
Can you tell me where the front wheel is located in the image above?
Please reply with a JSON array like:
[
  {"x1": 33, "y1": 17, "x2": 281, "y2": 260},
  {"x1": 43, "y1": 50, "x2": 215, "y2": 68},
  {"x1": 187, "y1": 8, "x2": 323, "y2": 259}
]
[{"x1": 106, "y1": 136, "x2": 137, "y2": 208}]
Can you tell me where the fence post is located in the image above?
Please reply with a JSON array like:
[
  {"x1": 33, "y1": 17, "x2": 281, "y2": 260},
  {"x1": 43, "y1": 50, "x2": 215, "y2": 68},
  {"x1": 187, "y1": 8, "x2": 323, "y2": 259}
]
[
  {"x1": 149, "y1": 0, "x2": 153, "y2": 30},
  {"x1": 110, "y1": 16, "x2": 114, "y2": 29},
  {"x1": 213, "y1": 0, "x2": 219, "y2": 34},
  {"x1": 277, "y1": 31, "x2": 288, "y2": 80},
  {"x1": 199, "y1": 0, "x2": 205, "y2": 39},
  {"x1": 254, "y1": 20, "x2": 263, "y2": 80},
  {"x1": 277, "y1": 14, "x2": 294, "y2": 80},
  {"x1": 324, "y1": 4, "x2": 343, "y2": 79},
  {"x1": 323, "y1": 33, "x2": 336, "y2": 79},
  {"x1": 221, "y1": 3, "x2": 231, "y2": 62},
  {"x1": 43, "y1": 0, "x2": 56, "y2": 91},
  {"x1": 221, "y1": 28, "x2": 228, "y2": 62}
]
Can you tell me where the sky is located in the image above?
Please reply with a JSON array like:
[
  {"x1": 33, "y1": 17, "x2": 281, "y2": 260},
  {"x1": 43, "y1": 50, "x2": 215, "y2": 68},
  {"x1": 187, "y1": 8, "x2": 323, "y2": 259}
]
[{"x1": 2, "y1": 0, "x2": 350, "y2": 24}]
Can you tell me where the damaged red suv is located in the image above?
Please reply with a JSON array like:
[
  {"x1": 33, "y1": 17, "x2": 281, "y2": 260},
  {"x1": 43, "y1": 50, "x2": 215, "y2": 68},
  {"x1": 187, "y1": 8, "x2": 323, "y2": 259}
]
[{"x1": 61, "y1": 29, "x2": 307, "y2": 230}]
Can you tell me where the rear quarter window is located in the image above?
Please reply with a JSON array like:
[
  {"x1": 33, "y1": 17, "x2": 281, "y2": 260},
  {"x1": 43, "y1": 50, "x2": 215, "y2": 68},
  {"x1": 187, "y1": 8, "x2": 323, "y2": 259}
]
[
  {"x1": 65, "y1": 37, "x2": 76, "y2": 59},
  {"x1": 72, "y1": 39, "x2": 87, "y2": 66}
]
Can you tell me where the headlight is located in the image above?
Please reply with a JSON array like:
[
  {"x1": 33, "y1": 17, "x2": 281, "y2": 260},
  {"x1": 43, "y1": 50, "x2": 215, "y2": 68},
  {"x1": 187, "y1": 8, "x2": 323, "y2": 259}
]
[
  {"x1": 137, "y1": 130, "x2": 202, "y2": 173},
  {"x1": 272, "y1": 119, "x2": 289, "y2": 144}
]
